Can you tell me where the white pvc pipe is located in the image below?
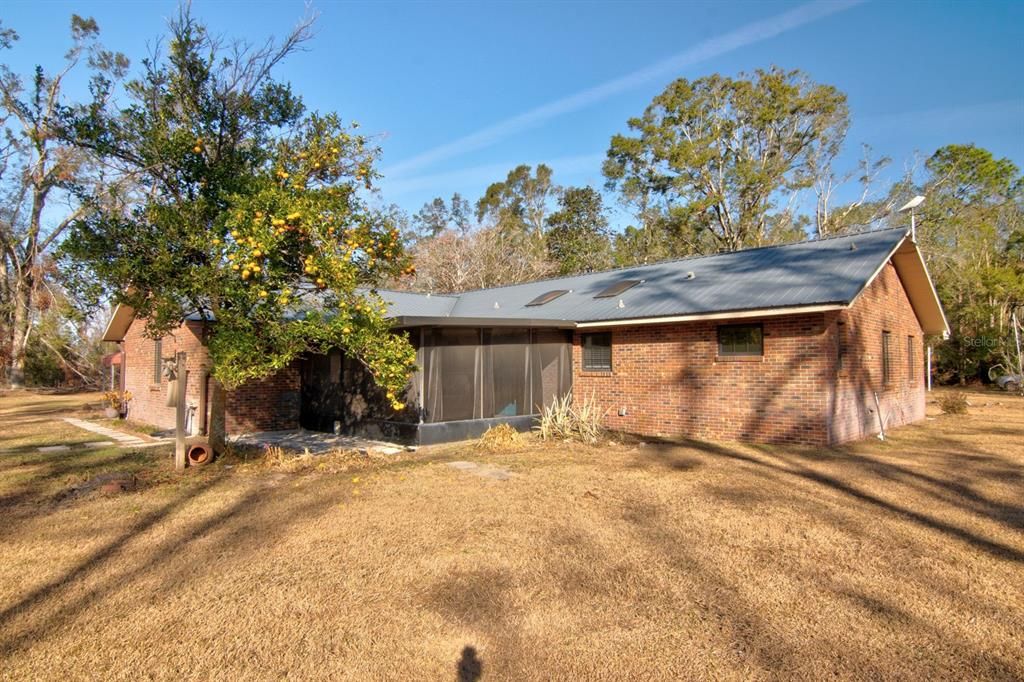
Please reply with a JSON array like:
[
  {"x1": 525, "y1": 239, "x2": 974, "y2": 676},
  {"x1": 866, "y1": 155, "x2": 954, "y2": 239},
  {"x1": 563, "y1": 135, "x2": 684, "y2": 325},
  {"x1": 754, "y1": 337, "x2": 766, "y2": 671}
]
[
  {"x1": 927, "y1": 346, "x2": 932, "y2": 392},
  {"x1": 873, "y1": 391, "x2": 886, "y2": 441}
]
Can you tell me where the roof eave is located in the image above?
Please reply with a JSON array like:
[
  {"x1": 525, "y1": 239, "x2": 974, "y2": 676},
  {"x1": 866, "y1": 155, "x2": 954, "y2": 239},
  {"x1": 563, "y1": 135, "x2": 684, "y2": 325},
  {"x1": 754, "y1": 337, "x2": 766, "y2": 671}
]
[
  {"x1": 890, "y1": 237, "x2": 951, "y2": 336},
  {"x1": 390, "y1": 315, "x2": 577, "y2": 329},
  {"x1": 101, "y1": 304, "x2": 136, "y2": 342},
  {"x1": 574, "y1": 303, "x2": 847, "y2": 329}
]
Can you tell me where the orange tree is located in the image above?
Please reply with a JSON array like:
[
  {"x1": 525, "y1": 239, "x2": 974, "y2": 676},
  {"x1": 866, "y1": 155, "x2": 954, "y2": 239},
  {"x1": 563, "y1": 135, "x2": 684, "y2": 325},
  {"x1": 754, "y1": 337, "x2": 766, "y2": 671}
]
[{"x1": 59, "y1": 10, "x2": 416, "y2": 450}]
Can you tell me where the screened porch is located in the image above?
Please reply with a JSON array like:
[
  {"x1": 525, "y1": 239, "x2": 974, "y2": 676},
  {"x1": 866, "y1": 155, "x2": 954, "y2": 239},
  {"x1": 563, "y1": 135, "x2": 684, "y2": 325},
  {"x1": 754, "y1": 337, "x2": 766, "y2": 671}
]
[{"x1": 417, "y1": 327, "x2": 573, "y2": 423}]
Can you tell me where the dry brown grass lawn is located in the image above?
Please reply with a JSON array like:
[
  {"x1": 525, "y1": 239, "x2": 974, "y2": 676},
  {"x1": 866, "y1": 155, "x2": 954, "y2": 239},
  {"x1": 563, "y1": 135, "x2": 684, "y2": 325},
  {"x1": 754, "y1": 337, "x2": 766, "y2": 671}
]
[{"x1": 0, "y1": 388, "x2": 1022, "y2": 680}]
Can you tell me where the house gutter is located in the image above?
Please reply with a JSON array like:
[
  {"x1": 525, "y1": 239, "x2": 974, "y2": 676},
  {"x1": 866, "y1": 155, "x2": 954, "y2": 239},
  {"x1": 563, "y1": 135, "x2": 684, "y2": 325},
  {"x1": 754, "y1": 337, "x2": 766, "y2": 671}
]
[
  {"x1": 574, "y1": 303, "x2": 847, "y2": 329},
  {"x1": 389, "y1": 316, "x2": 576, "y2": 329}
]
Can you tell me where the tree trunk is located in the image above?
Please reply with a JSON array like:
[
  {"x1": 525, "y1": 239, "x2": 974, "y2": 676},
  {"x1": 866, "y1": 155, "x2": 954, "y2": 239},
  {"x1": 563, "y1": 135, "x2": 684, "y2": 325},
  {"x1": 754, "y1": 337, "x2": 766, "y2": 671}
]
[
  {"x1": 8, "y1": 282, "x2": 31, "y2": 389},
  {"x1": 208, "y1": 378, "x2": 227, "y2": 454}
]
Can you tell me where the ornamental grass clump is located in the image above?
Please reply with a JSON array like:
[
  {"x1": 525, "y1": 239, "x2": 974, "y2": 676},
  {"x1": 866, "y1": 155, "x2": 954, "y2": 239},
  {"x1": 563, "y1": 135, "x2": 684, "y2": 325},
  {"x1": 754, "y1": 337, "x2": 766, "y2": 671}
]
[
  {"x1": 537, "y1": 392, "x2": 606, "y2": 444},
  {"x1": 479, "y1": 423, "x2": 523, "y2": 450},
  {"x1": 939, "y1": 392, "x2": 969, "y2": 415}
]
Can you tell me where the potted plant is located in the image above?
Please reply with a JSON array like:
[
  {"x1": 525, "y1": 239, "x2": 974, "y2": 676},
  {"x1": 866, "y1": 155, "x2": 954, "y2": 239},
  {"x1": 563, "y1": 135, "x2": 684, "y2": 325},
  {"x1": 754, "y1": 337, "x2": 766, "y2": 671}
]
[{"x1": 102, "y1": 390, "x2": 132, "y2": 419}]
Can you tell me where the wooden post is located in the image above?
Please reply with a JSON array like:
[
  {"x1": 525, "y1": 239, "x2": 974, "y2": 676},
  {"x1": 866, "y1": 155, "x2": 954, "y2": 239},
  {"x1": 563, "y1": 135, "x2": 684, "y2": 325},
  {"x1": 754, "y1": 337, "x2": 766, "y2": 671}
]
[{"x1": 175, "y1": 351, "x2": 187, "y2": 471}]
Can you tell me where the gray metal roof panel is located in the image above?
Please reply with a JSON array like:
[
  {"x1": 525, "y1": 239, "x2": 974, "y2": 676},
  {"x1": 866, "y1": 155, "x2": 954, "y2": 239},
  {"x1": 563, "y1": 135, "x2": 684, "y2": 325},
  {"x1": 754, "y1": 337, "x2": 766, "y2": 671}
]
[
  {"x1": 378, "y1": 289, "x2": 458, "y2": 318},
  {"x1": 432, "y1": 228, "x2": 908, "y2": 323},
  {"x1": 118, "y1": 230, "x2": 909, "y2": 339}
]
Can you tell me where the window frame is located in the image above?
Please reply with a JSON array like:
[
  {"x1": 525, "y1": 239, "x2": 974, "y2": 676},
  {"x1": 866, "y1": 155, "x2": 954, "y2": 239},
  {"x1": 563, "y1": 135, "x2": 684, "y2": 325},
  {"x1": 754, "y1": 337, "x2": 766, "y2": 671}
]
[
  {"x1": 881, "y1": 331, "x2": 893, "y2": 384},
  {"x1": 907, "y1": 335, "x2": 915, "y2": 381},
  {"x1": 581, "y1": 332, "x2": 613, "y2": 372},
  {"x1": 836, "y1": 322, "x2": 848, "y2": 372},
  {"x1": 153, "y1": 338, "x2": 163, "y2": 385},
  {"x1": 717, "y1": 323, "x2": 764, "y2": 358}
]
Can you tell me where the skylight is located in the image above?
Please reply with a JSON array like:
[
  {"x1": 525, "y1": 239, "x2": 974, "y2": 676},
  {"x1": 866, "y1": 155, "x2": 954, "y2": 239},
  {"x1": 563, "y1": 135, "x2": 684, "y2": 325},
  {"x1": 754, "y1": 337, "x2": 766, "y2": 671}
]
[
  {"x1": 594, "y1": 279, "x2": 641, "y2": 299},
  {"x1": 525, "y1": 289, "x2": 569, "y2": 307}
]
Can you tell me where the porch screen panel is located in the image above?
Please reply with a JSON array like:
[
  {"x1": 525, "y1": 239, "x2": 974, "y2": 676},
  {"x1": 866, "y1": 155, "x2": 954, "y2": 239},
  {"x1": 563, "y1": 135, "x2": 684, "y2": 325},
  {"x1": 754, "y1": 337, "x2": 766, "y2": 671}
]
[
  {"x1": 484, "y1": 328, "x2": 531, "y2": 417},
  {"x1": 531, "y1": 330, "x2": 572, "y2": 412},
  {"x1": 422, "y1": 328, "x2": 481, "y2": 422},
  {"x1": 421, "y1": 327, "x2": 573, "y2": 423}
]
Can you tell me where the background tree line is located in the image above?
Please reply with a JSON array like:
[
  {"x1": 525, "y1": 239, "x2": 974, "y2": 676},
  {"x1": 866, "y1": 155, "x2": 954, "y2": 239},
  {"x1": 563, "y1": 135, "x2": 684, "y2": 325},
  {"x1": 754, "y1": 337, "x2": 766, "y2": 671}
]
[
  {"x1": 398, "y1": 69, "x2": 1022, "y2": 385},
  {"x1": 0, "y1": 19, "x2": 1020, "y2": 390}
]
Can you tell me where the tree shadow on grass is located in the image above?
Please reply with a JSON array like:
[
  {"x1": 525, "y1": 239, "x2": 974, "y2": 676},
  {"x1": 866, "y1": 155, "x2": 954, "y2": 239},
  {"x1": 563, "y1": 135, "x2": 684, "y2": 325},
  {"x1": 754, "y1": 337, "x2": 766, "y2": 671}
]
[
  {"x1": 618, "y1": 493, "x2": 890, "y2": 680},
  {"x1": 619, "y1": 486, "x2": 1022, "y2": 678},
  {"x1": 0, "y1": 447, "x2": 167, "y2": 540},
  {"x1": 645, "y1": 437, "x2": 1024, "y2": 563},
  {"x1": 0, "y1": 471, "x2": 339, "y2": 658},
  {"x1": 825, "y1": 582, "x2": 1020, "y2": 677}
]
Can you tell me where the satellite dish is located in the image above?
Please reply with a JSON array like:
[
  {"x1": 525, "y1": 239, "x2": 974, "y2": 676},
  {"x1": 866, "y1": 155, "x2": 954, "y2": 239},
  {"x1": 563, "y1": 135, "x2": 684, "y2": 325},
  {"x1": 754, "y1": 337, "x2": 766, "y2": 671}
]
[{"x1": 898, "y1": 195, "x2": 925, "y2": 212}]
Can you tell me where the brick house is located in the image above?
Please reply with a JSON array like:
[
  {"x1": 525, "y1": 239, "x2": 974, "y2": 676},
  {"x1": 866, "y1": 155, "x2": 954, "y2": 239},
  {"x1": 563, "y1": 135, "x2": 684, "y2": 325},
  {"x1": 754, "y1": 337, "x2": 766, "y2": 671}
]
[{"x1": 102, "y1": 227, "x2": 947, "y2": 446}]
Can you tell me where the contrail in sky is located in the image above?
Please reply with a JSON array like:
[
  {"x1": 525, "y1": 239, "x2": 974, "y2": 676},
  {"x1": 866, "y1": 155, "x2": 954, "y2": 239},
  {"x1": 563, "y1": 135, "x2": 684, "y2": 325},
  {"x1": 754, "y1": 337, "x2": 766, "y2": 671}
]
[
  {"x1": 383, "y1": 0, "x2": 865, "y2": 178},
  {"x1": 384, "y1": 153, "x2": 605, "y2": 197}
]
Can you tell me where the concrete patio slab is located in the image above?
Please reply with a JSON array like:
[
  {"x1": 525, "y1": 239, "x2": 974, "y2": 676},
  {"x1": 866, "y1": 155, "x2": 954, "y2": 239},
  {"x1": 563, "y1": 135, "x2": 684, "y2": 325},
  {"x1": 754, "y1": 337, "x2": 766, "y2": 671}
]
[{"x1": 230, "y1": 429, "x2": 407, "y2": 455}]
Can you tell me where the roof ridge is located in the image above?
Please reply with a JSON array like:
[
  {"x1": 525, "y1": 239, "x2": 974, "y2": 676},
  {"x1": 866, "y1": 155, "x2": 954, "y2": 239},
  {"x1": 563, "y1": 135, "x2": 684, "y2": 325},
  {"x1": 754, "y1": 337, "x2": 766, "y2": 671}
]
[
  {"x1": 444, "y1": 225, "x2": 910, "y2": 296},
  {"x1": 370, "y1": 286, "x2": 460, "y2": 299}
]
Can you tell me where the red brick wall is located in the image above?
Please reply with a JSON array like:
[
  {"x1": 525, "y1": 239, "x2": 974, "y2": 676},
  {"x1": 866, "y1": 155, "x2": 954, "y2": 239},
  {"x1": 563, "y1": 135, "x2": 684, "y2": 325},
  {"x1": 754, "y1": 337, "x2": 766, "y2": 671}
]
[
  {"x1": 573, "y1": 313, "x2": 832, "y2": 445},
  {"x1": 225, "y1": 362, "x2": 301, "y2": 434},
  {"x1": 120, "y1": 318, "x2": 300, "y2": 434},
  {"x1": 825, "y1": 261, "x2": 925, "y2": 444},
  {"x1": 571, "y1": 260, "x2": 926, "y2": 446},
  {"x1": 121, "y1": 319, "x2": 211, "y2": 431}
]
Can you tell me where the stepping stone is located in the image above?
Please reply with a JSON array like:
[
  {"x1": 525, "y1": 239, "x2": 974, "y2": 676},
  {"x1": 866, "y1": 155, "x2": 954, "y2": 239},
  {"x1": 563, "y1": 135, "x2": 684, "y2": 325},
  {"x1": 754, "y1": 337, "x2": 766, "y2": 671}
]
[
  {"x1": 478, "y1": 467, "x2": 511, "y2": 481},
  {"x1": 447, "y1": 461, "x2": 478, "y2": 471},
  {"x1": 85, "y1": 441, "x2": 117, "y2": 449},
  {"x1": 446, "y1": 461, "x2": 513, "y2": 481},
  {"x1": 38, "y1": 445, "x2": 70, "y2": 453}
]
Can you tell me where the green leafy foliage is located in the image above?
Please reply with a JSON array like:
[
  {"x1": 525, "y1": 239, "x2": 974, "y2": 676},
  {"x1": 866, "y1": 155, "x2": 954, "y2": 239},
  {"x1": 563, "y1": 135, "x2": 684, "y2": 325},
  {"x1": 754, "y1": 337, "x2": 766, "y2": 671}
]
[
  {"x1": 604, "y1": 67, "x2": 848, "y2": 255},
  {"x1": 917, "y1": 144, "x2": 1023, "y2": 382},
  {"x1": 58, "y1": 10, "x2": 415, "y2": 405},
  {"x1": 545, "y1": 186, "x2": 612, "y2": 274},
  {"x1": 476, "y1": 164, "x2": 558, "y2": 237}
]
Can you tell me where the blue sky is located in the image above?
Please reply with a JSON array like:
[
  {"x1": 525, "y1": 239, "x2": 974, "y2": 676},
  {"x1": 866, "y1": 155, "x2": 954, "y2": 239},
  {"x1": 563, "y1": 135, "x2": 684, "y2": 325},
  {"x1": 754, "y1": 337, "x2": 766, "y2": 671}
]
[{"x1": 4, "y1": 0, "x2": 1022, "y2": 231}]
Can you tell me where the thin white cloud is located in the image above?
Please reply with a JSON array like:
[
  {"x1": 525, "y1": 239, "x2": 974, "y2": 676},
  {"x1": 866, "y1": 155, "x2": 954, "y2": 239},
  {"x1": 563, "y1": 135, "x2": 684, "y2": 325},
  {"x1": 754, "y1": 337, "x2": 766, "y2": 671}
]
[{"x1": 382, "y1": 0, "x2": 865, "y2": 179}]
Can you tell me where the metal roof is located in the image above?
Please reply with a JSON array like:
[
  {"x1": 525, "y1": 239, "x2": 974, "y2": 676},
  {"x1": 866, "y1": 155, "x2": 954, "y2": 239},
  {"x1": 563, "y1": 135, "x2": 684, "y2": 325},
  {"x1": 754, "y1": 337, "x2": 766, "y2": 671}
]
[
  {"x1": 381, "y1": 227, "x2": 912, "y2": 324},
  {"x1": 103, "y1": 227, "x2": 949, "y2": 341}
]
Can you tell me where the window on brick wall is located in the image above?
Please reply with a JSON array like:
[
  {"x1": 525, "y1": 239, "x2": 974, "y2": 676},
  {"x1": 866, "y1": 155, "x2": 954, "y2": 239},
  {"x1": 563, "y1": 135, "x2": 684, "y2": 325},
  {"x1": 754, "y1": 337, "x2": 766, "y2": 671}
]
[
  {"x1": 718, "y1": 324, "x2": 763, "y2": 357},
  {"x1": 582, "y1": 332, "x2": 612, "y2": 371},
  {"x1": 837, "y1": 322, "x2": 848, "y2": 371},
  {"x1": 907, "y1": 335, "x2": 915, "y2": 380},
  {"x1": 153, "y1": 339, "x2": 163, "y2": 384},
  {"x1": 882, "y1": 331, "x2": 893, "y2": 384}
]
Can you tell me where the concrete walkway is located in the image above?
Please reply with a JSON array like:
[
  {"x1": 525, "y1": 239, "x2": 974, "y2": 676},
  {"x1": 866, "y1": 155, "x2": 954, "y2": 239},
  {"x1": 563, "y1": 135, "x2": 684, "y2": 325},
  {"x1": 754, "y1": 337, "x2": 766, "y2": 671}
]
[{"x1": 60, "y1": 418, "x2": 170, "y2": 451}]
